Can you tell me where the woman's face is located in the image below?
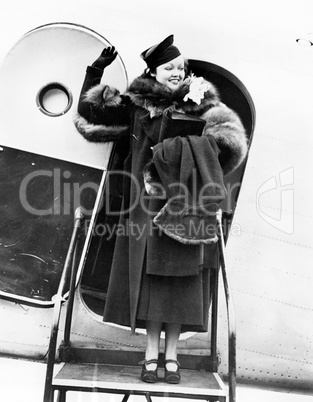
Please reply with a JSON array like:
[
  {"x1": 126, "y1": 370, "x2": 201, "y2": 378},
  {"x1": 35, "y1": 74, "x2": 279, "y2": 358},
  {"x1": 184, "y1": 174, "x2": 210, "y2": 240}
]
[{"x1": 152, "y1": 55, "x2": 185, "y2": 91}]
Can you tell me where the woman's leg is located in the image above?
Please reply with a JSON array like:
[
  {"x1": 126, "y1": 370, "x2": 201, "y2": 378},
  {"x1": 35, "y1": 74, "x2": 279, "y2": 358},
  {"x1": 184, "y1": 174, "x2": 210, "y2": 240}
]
[
  {"x1": 145, "y1": 320, "x2": 162, "y2": 370},
  {"x1": 164, "y1": 322, "x2": 182, "y2": 371}
]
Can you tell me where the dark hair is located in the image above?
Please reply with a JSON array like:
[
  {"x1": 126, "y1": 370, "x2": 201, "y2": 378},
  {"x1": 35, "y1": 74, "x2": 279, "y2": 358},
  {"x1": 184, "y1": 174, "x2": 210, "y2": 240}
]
[{"x1": 141, "y1": 58, "x2": 189, "y2": 79}]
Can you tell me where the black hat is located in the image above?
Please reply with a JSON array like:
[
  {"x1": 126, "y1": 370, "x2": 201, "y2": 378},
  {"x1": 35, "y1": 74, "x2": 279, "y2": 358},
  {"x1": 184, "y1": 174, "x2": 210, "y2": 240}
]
[{"x1": 140, "y1": 34, "x2": 181, "y2": 69}]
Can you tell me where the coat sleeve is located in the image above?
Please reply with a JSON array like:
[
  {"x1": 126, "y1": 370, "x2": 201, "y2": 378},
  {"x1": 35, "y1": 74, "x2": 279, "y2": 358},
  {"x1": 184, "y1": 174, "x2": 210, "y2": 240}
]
[
  {"x1": 73, "y1": 66, "x2": 130, "y2": 143},
  {"x1": 202, "y1": 102, "x2": 248, "y2": 175}
]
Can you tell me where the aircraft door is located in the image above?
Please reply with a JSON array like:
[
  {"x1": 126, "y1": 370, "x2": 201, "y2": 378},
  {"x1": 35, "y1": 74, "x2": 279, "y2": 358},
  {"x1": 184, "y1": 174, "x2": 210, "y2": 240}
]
[{"x1": 0, "y1": 23, "x2": 128, "y2": 305}]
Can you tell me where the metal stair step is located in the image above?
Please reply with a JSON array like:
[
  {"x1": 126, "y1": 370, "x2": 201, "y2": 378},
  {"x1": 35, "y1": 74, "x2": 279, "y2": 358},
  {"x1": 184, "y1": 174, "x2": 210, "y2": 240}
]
[{"x1": 53, "y1": 363, "x2": 227, "y2": 400}]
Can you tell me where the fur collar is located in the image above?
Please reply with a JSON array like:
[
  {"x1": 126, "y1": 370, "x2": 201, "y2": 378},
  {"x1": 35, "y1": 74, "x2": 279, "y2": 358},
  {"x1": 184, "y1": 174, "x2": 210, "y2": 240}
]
[{"x1": 126, "y1": 75, "x2": 220, "y2": 118}]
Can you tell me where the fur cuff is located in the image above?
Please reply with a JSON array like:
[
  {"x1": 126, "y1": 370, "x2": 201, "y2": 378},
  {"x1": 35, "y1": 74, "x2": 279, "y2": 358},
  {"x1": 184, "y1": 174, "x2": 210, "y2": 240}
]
[
  {"x1": 73, "y1": 113, "x2": 129, "y2": 143},
  {"x1": 153, "y1": 200, "x2": 219, "y2": 245},
  {"x1": 83, "y1": 83, "x2": 124, "y2": 109},
  {"x1": 202, "y1": 103, "x2": 248, "y2": 174}
]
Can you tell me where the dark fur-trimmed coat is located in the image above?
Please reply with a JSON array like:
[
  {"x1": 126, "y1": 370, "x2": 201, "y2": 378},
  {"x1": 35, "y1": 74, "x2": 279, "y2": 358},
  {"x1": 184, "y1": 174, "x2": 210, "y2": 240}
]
[
  {"x1": 74, "y1": 65, "x2": 247, "y2": 331},
  {"x1": 75, "y1": 66, "x2": 247, "y2": 175}
]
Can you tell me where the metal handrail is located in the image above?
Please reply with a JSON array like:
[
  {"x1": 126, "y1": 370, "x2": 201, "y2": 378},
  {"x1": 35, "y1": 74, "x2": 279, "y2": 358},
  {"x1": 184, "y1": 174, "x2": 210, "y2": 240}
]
[
  {"x1": 43, "y1": 207, "x2": 84, "y2": 402},
  {"x1": 217, "y1": 209, "x2": 237, "y2": 402},
  {"x1": 62, "y1": 208, "x2": 85, "y2": 357}
]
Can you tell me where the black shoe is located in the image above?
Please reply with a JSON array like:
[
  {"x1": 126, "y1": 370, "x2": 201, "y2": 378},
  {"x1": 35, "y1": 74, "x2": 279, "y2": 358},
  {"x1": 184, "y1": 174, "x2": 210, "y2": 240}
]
[
  {"x1": 164, "y1": 359, "x2": 181, "y2": 384},
  {"x1": 139, "y1": 359, "x2": 159, "y2": 383}
]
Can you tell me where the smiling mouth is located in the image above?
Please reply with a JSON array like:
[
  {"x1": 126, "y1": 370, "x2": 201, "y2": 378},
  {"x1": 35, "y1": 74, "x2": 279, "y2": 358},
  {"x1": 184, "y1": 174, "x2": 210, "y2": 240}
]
[{"x1": 169, "y1": 79, "x2": 180, "y2": 85}]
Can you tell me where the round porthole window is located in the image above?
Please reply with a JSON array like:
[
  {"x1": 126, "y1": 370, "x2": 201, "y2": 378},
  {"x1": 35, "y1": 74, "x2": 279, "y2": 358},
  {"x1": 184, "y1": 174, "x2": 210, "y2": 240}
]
[{"x1": 36, "y1": 82, "x2": 73, "y2": 117}]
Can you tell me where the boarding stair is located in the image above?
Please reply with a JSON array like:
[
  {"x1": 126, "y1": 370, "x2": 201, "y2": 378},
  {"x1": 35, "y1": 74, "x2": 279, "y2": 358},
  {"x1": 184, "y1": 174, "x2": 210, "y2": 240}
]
[{"x1": 43, "y1": 208, "x2": 236, "y2": 402}]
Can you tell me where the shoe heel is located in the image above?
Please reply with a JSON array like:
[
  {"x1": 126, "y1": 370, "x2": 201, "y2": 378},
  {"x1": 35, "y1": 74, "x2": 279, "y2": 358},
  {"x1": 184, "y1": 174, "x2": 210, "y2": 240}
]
[
  {"x1": 139, "y1": 359, "x2": 159, "y2": 383},
  {"x1": 164, "y1": 359, "x2": 181, "y2": 384}
]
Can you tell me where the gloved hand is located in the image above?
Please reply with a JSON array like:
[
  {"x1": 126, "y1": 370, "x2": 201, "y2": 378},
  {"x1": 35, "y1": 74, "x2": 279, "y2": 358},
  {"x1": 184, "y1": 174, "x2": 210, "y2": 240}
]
[{"x1": 91, "y1": 46, "x2": 118, "y2": 70}]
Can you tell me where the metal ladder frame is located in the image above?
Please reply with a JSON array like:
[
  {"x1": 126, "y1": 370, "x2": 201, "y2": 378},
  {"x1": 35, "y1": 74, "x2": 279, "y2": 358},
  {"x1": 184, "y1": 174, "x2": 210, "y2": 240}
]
[
  {"x1": 43, "y1": 207, "x2": 84, "y2": 402},
  {"x1": 43, "y1": 208, "x2": 236, "y2": 402}
]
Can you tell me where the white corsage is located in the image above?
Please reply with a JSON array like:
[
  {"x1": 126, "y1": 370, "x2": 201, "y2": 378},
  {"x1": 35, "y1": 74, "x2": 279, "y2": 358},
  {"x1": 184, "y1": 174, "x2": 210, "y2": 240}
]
[{"x1": 183, "y1": 74, "x2": 211, "y2": 105}]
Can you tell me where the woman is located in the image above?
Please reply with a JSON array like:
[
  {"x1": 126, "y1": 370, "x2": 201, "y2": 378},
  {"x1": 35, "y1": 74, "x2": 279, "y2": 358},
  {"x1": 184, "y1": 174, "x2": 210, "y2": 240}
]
[{"x1": 74, "y1": 35, "x2": 247, "y2": 384}]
